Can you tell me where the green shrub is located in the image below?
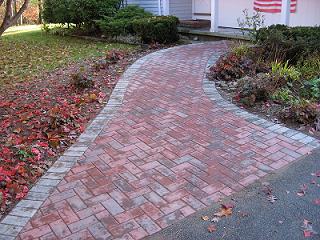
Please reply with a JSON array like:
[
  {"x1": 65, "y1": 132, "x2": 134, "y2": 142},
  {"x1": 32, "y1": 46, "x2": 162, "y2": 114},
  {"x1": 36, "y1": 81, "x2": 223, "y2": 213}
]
[
  {"x1": 256, "y1": 25, "x2": 320, "y2": 64},
  {"x1": 43, "y1": 0, "x2": 122, "y2": 27},
  {"x1": 236, "y1": 73, "x2": 273, "y2": 106},
  {"x1": 271, "y1": 60, "x2": 301, "y2": 81},
  {"x1": 297, "y1": 54, "x2": 320, "y2": 80},
  {"x1": 271, "y1": 88, "x2": 296, "y2": 104},
  {"x1": 231, "y1": 43, "x2": 250, "y2": 57},
  {"x1": 132, "y1": 16, "x2": 179, "y2": 44},
  {"x1": 97, "y1": 6, "x2": 152, "y2": 37},
  {"x1": 301, "y1": 78, "x2": 320, "y2": 101}
]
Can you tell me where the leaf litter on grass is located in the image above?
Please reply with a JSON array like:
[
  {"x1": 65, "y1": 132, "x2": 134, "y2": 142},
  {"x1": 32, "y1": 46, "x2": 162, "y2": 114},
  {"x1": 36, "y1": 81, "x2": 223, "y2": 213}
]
[{"x1": 0, "y1": 48, "x2": 152, "y2": 218}]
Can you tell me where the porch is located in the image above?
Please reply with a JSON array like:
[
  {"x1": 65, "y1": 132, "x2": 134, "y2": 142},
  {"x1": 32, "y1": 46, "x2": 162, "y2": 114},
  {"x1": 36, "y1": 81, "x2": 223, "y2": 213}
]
[
  {"x1": 188, "y1": 0, "x2": 293, "y2": 32},
  {"x1": 160, "y1": 0, "x2": 297, "y2": 33},
  {"x1": 178, "y1": 21, "x2": 250, "y2": 41}
]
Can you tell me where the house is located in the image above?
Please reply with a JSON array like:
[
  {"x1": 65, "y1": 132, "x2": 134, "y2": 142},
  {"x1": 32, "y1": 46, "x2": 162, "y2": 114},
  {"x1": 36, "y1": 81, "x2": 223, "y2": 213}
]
[{"x1": 127, "y1": 0, "x2": 320, "y2": 32}]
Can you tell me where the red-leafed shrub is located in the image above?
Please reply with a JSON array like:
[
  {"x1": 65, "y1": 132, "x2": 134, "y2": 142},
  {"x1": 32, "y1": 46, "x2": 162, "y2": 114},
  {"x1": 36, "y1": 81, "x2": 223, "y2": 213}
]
[{"x1": 208, "y1": 52, "x2": 268, "y2": 82}]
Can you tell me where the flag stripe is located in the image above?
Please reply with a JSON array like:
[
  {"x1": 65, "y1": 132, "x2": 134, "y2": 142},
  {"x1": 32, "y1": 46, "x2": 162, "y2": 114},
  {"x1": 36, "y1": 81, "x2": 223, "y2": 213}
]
[{"x1": 254, "y1": 0, "x2": 297, "y2": 13}]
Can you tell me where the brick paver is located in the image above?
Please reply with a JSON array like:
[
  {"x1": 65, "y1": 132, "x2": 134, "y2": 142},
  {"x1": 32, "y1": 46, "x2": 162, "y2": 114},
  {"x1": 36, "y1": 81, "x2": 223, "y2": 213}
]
[{"x1": 5, "y1": 42, "x2": 319, "y2": 239}]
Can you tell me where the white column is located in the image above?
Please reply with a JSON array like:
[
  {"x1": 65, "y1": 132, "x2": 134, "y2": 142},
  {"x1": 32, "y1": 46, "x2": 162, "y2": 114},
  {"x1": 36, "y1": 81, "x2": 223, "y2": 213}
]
[
  {"x1": 192, "y1": 0, "x2": 196, "y2": 20},
  {"x1": 210, "y1": 0, "x2": 219, "y2": 32},
  {"x1": 158, "y1": 0, "x2": 162, "y2": 15},
  {"x1": 281, "y1": 0, "x2": 291, "y2": 25},
  {"x1": 163, "y1": 0, "x2": 170, "y2": 15}
]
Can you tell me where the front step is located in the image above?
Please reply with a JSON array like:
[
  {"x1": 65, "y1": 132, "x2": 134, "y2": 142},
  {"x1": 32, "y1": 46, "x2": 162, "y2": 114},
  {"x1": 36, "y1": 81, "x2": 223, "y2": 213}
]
[{"x1": 179, "y1": 20, "x2": 211, "y2": 29}]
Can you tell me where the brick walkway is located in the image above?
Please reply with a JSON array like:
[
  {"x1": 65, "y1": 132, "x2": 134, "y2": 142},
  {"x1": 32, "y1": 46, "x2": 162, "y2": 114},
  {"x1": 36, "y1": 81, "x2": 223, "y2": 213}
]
[{"x1": 8, "y1": 42, "x2": 319, "y2": 239}]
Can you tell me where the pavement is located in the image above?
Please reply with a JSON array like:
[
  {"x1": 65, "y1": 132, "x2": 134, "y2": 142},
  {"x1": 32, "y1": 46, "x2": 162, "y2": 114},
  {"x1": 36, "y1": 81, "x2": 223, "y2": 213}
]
[
  {"x1": 149, "y1": 148, "x2": 320, "y2": 240},
  {"x1": 0, "y1": 42, "x2": 318, "y2": 240}
]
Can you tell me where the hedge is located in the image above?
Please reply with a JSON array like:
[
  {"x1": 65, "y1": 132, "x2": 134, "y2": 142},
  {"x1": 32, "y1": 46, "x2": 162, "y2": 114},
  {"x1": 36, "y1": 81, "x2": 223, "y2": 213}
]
[{"x1": 132, "y1": 16, "x2": 179, "y2": 44}]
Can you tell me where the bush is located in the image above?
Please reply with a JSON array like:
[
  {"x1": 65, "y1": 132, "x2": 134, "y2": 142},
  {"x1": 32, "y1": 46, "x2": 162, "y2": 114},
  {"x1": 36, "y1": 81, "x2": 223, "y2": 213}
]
[
  {"x1": 281, "y1": 100, "x2": 319, "y2": 124},
  {"x1": 301, "y1": 78, "x2": 320, "y2": 101},
  {"x1": 105, "y1": 49, "x2": 125, "y2": 64},
  {"x1": 71, "y1": 68, "x2": 94, "y2": 89},
  {"x1": 209, "y1": 51, "x2": 269, "y2": 82},
  {"x1": 271, "y1": 88, "x2": 296, "y2": 105},
  {"x1": 231, "y1": 43, "x2": 250, "y2": 58},
  {"x1": 236, "y1": 73, "x2": 276, "y2": 106},
  {"x1": 256, "y1": 25, "x2": 320, "y2": 64},
  {"x1": 297, "y1": 54, "x2": 320, "y2": 80},
  {"x1": 97, "y1": 6, "x2": 152, "y2": 37},
  {"x1": 271, "y1": 60, "x2": 300, "y2": 81},
  {"x1": 43, "y1": 0, "x2": 122, "y2": 27},
  {"x1": 132, "y1": 16, "x2": 179, "y2": 44}
]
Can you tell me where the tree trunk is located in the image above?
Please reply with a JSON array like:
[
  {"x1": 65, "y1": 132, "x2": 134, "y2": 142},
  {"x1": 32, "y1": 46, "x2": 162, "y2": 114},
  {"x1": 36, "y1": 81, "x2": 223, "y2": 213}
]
[
  {"x1": 38, "y1": 0, "x2": 42, "y2": 24},
  {"x1": 12, "y1": 0, "x2": 18, "y2": 26},
  {"x1": 0, "y1": 0, "x2": 30, "y2": 36}
]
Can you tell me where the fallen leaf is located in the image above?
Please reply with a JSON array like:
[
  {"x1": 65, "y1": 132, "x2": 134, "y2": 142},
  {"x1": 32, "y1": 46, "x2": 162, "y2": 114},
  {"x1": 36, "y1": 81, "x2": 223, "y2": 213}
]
[
  {"x1": 221, "y1": 203, "x2": 235, "y2": 209},
  {"x1": 208, "y1": 224, "x2": 217, "y2": 233},
  {"x1": 268, "y1": 195, "x2": 278, "y2": 203},
  {"x1": 313, "y1": 199, "x2": 320, "y2": 205},
  {"x1": 238, "y1": 211, "x2": 249, "y2": 218},
  {"x1": 303, "y1": 230, "x2": 312, "y2": 238},
  {"x1": 312, "y1": 170, "x2": 320, "y2": 177},
  {"x1": 301, "y1": 219, "x2": 318, "y2": 238},
  {"x1": 201, "y1": 216, "x2": 209, "y2": 221},
  {"x1": 49, "y1": 138, "x2": 60, "y2": 148},
  {"x1": 297, "y1": 184, "x2": 308, "y2": 197},
  {"x1": 211, "y1": 217, "x2": 220, "y2": 223},
  {"x1": 214, "y1": 205, "x2": 233, "y2": 217},
  {"x1": 89, "y1": 93, "x2": 97, "y2": 101},
  {"x1": 13, "y1": 128, "x2": 22, "y2": 133}
]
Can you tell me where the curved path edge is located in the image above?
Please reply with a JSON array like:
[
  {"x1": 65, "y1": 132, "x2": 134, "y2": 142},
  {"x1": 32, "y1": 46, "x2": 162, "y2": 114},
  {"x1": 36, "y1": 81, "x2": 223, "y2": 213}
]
[
  {"x1": 0, "y1": 48, "x2": 172, "y2": 240},
  {"x1": 203, "y1": 52, "x2": 320, "y2": 149}
]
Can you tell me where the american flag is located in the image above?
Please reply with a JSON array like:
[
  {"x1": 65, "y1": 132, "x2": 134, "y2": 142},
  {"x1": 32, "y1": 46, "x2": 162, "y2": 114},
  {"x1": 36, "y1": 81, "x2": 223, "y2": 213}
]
[{"x1": 254, "y1": 0, "x2": 297, "y2": 13}]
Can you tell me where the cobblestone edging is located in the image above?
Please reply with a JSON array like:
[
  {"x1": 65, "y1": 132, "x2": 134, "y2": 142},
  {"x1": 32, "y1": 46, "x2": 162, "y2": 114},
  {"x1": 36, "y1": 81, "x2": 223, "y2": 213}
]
[
  {"x1": 203, "y1": 48, "x2": 320, "y2": 150},
  {"x1": 0, "y1": 50, "x2": 171, "y2": 240}
]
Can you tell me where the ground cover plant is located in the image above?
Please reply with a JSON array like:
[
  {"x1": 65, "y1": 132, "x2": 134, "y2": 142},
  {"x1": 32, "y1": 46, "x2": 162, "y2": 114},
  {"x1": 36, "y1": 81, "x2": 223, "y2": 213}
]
[
  {"x1": 208, "y1": 25, "x2": 320, "y2": 137},
  {"x1": 0, "y1": 25, "x2": 151, "y2": 217}
]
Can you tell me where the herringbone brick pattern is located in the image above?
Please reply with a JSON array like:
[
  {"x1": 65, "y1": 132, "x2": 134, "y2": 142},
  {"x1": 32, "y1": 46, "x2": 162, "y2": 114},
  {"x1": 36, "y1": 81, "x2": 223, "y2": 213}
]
[{"x1": 17, "y1": 42, "x2": 316, "y2": 239}]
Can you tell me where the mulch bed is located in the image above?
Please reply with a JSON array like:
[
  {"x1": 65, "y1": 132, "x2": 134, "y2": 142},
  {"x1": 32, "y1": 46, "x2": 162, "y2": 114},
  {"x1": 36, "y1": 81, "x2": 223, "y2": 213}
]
[
  {"x1": 214, "y1": 80, "x2": 320, "y2": 139},
  {"x1": 0, "y1": 47, "x2": 157, "y2": 218}
]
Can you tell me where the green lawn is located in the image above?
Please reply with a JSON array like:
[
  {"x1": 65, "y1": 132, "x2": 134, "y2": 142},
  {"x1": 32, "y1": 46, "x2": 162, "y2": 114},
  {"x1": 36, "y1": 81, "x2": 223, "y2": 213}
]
[{"x1": 0, "y1": 25, "x2": 135, "y2": 86}]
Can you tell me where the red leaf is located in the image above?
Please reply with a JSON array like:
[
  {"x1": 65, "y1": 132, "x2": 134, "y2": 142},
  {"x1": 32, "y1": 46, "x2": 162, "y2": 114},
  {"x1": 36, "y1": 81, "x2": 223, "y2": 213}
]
[
  {"x1": 208, "y1": 224, "x2": 217, "y2": 233},
  {"x1": 303, "y1": 230, "x2": 312, "y2": 238},
  {"x1": 313, "y1": 199, "x2": 320, "y2": 205}
]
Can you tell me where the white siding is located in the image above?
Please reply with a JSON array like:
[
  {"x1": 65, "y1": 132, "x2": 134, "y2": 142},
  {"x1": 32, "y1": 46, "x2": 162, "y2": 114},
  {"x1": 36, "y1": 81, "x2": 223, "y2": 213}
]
[
  {"x1": 169, "y1": 0, "x2": 193, "y2": 20},
  {"x1": 126, "y1": 0, "x2": 139, "y2": 4},
  {"x1": 128, "y1": 0, "x2": 160, "y2": 15}
]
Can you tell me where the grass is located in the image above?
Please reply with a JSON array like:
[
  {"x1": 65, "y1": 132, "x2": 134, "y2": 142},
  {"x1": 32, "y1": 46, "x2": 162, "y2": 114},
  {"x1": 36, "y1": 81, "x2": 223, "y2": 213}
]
[{"x1": 0, "y1": 25, "x2": 136, "y2": 86}]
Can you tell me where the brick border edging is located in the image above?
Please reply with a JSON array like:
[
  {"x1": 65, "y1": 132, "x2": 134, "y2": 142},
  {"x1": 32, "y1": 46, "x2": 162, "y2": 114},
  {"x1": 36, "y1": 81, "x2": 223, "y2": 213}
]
[
  {"x1": 202, "y1": 42, "x2": 320, "y2": 150},
  {"x1": 0, "y1": 48, "x2": 175, "y2": 239}
]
